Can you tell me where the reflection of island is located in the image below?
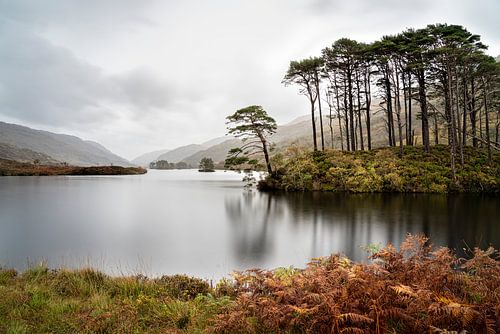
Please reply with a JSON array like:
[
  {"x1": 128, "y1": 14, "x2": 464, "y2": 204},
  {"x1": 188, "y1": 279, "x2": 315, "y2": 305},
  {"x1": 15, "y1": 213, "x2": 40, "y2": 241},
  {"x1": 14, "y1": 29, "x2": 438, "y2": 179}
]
[{"x1": 225, "y1": 192, "x2": 499, "y2": 265}]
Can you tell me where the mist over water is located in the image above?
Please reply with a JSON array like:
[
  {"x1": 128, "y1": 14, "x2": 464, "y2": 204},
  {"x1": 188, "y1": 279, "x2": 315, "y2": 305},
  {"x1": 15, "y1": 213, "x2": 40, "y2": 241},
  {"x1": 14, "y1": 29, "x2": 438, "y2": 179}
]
[{"x1": 0, "y1": 170, "x2": 498, "y2": 279}]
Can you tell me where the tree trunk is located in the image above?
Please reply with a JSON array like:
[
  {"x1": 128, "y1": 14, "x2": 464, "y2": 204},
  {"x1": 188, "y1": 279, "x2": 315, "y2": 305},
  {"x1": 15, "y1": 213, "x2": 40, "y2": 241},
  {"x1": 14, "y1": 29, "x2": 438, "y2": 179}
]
[
  {"x1": 355, "y1": 70, "x2": 364, "y2": 150},
  {"x1": 482, "y1": 78, "x2": 492, "y2": 164},
  {"x1": 447, "y1": 65, "x2": 457, "y2": 182},
  {"x1": 334, "y1": 74, "x2": 344, "y2": 151},
  {"x1": 348, "y1": 66, "x2": 356, "y2": 151},
  {"x1": 364, "y1": 70, "x2": 372, "y2": 150},
  {"x1": 470, "y1": 78, "x2": 477, "y2": 148},
  {"x1": 327, "y1": 93, "x2": 334, "y2": 149},
  {"x1": 408, "y1": 73, "x2": 413, "y2": 146},
  {"x1": 417, "y1": 68, "x2": 430, "y2": 152},
  {"x1": 385, "y1": 67, "x2": 395, "y2": 147},
  {"x1": 307, "y1": 83, "x2": 318, "y2": 152},
  {"x1": 434, "y1": 114, "x2": 439, "y2": 145},
  {"x1": 462, "y1": 77, "x2": 468, "y2": 147},
  {"x1": 315, "y1": 71, "x2": 325, "y2": 151},
  {"x1": 261, "y1": 138, "x2": 273, "y2": 174},
  {"x1": 394, "y1": 66, "x2": 403, "y2": 156},
  {"x1": 454, "y1": 67, "x2": 464, "y2": 166},
  {"x1": 343, "y1": 77, "x2": 350, "y2": 151},
  {"x1": 402, "y1": 70, "x2": 409, "y2": 146}
]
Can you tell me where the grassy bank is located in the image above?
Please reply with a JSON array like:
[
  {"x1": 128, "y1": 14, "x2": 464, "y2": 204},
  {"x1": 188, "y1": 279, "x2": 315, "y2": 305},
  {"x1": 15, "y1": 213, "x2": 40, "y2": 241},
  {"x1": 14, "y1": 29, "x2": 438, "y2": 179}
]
[
  {"x1": 1, "y1": 235, "x2": 498, "y2": 333},
  {"x1": 0, "y1": 159, "x2": 147, "y2": 176},
  {"x1": 259, "y1": 145, "x2": 500, "y2": 193}
]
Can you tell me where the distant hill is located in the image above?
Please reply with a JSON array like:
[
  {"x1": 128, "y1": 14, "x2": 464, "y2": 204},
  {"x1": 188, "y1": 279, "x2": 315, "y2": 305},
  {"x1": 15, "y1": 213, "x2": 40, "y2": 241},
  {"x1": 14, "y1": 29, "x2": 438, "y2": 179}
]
[
  {"x1": 0, "y1": 142, "x2": 59, "y2": 165},
  {"x1": 200, "y1": 136, "x2": 232, "y2": 147},
  {"x1": 156, "y1": 144, "x2": 206, "y2": 164},
  {"x1": 0, "y1": 121, "x2": 132, "y2": 166},
  {"x1": 182, "y1": 139, "x2": 242, "y2": 166},
  {"x1": 131, "y1": 149, "x2": 170, "y2": 167}
]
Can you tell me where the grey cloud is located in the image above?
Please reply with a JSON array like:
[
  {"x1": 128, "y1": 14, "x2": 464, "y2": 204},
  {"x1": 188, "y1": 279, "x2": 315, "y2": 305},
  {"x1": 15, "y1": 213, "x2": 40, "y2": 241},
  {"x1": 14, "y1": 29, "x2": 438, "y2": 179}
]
[
  {"x1": 0, "y1": 20, "x2": 116, "y2": 126},
  {"x1": 113, "y1": 68, "x2": 173, "y2": 111},
  {"x1": 0, "y1": 18, "x2": 176, "y2": 127}
]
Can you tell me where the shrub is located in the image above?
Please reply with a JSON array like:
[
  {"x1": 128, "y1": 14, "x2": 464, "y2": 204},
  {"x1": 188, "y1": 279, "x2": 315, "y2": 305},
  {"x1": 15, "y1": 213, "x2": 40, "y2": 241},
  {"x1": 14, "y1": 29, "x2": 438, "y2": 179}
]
[{"x1": 156, "y1": 274, "x2": 211, "y2": 300}]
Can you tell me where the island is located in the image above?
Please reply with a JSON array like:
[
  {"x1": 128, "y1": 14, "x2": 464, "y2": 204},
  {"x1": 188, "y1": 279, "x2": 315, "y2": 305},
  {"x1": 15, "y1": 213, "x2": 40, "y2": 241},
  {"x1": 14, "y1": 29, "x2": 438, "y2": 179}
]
[{"x1": 0, "y1": 159, "x2": 147, "y2": 176}]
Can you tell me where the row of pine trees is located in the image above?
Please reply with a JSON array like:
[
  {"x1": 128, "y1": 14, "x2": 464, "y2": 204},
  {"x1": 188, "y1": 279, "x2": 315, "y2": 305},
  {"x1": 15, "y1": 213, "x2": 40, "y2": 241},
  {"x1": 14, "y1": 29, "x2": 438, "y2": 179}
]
[{"x1": 283, "y1": 24, "x2": 499, "y2": 177}]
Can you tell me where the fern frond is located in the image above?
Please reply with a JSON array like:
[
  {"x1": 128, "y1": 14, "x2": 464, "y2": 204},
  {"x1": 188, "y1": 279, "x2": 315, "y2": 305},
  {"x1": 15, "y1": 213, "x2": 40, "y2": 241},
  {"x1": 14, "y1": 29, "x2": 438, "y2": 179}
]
[{"x1": 338, "y1": 313, "x2": 374, "y2": 325}]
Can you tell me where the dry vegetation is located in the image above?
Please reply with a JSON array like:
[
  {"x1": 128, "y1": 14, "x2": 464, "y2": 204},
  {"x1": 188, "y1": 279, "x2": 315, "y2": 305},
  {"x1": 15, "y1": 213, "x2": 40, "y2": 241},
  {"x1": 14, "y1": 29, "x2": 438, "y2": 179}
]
[
  {"x1": 0, "y1": 235, "x2": 498, "y2": 333},
  {"x1": 0, "y1": 159, "x2": 146, "y2": 176}
]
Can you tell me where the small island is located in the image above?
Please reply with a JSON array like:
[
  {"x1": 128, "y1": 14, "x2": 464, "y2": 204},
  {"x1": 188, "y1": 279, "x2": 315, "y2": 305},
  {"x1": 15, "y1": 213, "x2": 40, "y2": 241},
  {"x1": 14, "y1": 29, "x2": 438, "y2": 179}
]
[
  {"x1": 198, "y1": 157, "x2": 215, "y2": 172},
  {"x1": 0, "y1": 159, "x2": 147, "y2": 176}
]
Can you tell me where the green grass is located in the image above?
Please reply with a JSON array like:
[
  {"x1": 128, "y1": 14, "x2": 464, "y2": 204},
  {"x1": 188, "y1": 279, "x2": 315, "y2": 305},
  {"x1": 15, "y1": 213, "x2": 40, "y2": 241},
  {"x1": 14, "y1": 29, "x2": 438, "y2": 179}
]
[
  {"x1": 260, "y1": 145, "x2": 500, "y2": 193},
  {"x1": 0, "y1": 266, "x2": 230, "y2": 333}
]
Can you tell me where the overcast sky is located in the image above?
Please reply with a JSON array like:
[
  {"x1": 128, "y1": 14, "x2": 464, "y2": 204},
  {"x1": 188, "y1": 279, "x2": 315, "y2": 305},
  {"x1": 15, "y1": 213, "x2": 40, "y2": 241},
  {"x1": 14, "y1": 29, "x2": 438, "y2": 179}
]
[{"x1": 0, "y1": 0, "x2": 499, "y2": 159}]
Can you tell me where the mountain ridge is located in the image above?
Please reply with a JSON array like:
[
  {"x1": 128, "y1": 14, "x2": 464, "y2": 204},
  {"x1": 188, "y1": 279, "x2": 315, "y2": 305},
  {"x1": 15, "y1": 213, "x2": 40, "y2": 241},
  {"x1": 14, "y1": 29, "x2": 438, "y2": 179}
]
[{"x1": 0, "y1": 121, "x2": 132, "y2": 166}]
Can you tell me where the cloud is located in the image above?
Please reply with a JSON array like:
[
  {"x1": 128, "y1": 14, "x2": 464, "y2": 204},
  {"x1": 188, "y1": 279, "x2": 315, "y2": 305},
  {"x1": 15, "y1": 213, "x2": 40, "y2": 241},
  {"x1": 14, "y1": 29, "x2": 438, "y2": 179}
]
[
  {"x1": 0, "y1": 20, "x2": 115, "y2": 126},
  {"x1": 0, "y1": 19, "x2": 176, "y2": 128},
  {"x1": 113, "y1": 68, "x2": 173, "y2": 111}
]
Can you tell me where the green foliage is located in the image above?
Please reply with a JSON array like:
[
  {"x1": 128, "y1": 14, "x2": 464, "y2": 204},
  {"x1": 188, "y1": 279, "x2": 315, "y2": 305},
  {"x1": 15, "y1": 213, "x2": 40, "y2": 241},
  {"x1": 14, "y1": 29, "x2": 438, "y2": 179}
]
[
  {"x1": 156, "y1": 274, "x2": 211, "y2": 300},
  {"x1": 225, "y1": 105, "x2": 277, "y2": 174},
  {"x1": 0, "y1": 267, "x2": 230, "y2": 333},
  {"x1": 149, "y1": 159, "x2": 191, "y2": 170},
  {"x1": 259, "y1": 146, "x2": 500, "y2": 193},
  {"x1": 198, "y1": 157, "x2": 215, "y2": 172}
]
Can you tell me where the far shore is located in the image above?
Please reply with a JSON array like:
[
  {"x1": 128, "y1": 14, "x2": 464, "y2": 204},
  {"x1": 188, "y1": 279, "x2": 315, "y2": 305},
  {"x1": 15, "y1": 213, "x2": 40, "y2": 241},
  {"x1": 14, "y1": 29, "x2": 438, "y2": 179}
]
[{"x1": 0, "y1": 158, "x2": 147, "y2": 176}]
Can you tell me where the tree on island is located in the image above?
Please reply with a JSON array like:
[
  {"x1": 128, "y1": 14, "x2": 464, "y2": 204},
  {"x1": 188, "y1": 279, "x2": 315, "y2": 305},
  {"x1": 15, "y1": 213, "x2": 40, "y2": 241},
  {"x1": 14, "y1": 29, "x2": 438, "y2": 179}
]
[
  {"x1": 283, "y1": 57, "x2": 324, "y2": 152},
  {"x1": 198, "y1": 157, "x2": 215, "y2": 172},
  {"x1": 225, "y1": 105, "x2": 277, "y2": 174},
  {"x1": 149, "y1": 160, "x2": 191, "y2": 170}
]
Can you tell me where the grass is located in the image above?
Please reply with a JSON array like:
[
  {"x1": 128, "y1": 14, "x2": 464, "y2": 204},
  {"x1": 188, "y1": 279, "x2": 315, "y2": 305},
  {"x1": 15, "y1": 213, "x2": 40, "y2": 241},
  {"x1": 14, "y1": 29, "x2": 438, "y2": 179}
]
[
  {"x1": 259, "y1": 145, "x2": 500, "y2": 193},
  {"x1": 0, "y1": 159, "x2": 147, "y2": 176},
  {"x1": 0, "y1": 235, "x2": 498, "y2": 333}
]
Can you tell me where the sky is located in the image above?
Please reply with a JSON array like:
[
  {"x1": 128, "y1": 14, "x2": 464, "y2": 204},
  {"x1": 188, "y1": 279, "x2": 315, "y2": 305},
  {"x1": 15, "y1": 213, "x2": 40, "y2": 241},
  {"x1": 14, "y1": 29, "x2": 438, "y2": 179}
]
[{"x1": 0, "y1": 0, "x2": 499, "y2": 160}]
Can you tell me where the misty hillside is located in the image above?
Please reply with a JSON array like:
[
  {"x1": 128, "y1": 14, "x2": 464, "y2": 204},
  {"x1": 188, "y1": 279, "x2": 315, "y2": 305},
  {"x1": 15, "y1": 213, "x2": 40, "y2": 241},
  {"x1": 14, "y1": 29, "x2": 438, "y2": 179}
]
[
  {"x1": 0, "y1": 121, "x2": 132, "y2": 166},
  {"x1": 182, "y1": 139, "x2": 242, "y2": 166},
  {"x1": 200, "y1": 136, "x2": 232, "y2": 147},
  {"x1": 0, "y1": 142, "x2": 60, "y2": 165},
  {"x1": 131, "y1": 149, "x2": 170, "y2": 167},
  {"x1": 156, "y1": 144, "x2": 206, "y2": 163}
]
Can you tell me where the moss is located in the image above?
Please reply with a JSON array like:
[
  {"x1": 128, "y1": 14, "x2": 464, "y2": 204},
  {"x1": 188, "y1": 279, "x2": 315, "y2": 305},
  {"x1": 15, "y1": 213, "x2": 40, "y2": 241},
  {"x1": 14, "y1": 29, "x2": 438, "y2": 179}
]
[{"x1": 259, "y1": 146, "x2": 500, "y2": 193}]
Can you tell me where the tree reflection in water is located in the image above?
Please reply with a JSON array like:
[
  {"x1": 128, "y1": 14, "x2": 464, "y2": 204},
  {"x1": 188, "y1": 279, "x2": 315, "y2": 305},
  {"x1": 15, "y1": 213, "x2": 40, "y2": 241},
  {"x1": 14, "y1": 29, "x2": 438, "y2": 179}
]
[{"x1": 225, "y1": 192, "x2": 499, "y2": 266}]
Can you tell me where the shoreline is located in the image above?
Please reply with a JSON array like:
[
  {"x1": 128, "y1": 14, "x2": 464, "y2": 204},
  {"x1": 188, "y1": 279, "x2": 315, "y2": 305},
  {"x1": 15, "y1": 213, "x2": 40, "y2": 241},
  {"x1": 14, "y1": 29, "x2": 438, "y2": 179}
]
[
  {"x1": 0, "y1": 159, "x2": 146, "y2": 176},
  {"x1": 0, "y1": 235, "x2": 498, "y2": 333}
]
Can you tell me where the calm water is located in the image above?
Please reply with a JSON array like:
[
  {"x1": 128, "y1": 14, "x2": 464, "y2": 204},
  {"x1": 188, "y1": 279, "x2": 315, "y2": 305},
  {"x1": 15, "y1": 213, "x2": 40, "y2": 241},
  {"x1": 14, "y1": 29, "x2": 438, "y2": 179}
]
[{"x1": 0, "y1": 170, "x2": 498, "y2": 279}]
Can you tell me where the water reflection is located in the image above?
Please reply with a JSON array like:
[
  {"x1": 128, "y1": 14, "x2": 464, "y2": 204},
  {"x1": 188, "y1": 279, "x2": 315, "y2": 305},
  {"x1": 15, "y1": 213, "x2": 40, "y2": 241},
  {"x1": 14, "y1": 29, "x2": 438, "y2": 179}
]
[
  {"x1": 0, "y1": 172, "x2": 498, "y2": 278},
  {"x1": 225, "y1": 192, "x2": 282, "y2": 264},
  {"x1": 225, "y1": 192, "x2": 499, "y2": 263}
]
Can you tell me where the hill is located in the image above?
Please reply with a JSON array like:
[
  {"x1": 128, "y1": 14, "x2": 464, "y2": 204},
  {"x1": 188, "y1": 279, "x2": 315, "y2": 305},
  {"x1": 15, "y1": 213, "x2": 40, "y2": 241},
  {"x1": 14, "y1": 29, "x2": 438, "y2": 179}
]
[
  {"x1": 0, "y1": 121, "x2": 132, "y2": 166},
  {"x1": 181, "y1": 139, "x2": 242, "y2": 167},
  {"x1": 0, "y1": 142, "x2": 59, "y2": 165},
  {"x1": 131, "y1": 149, "x2": 170, "y2": 167},
  {"x1": 156, "y1": 144, "x2": 206, "y2": 164}
]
